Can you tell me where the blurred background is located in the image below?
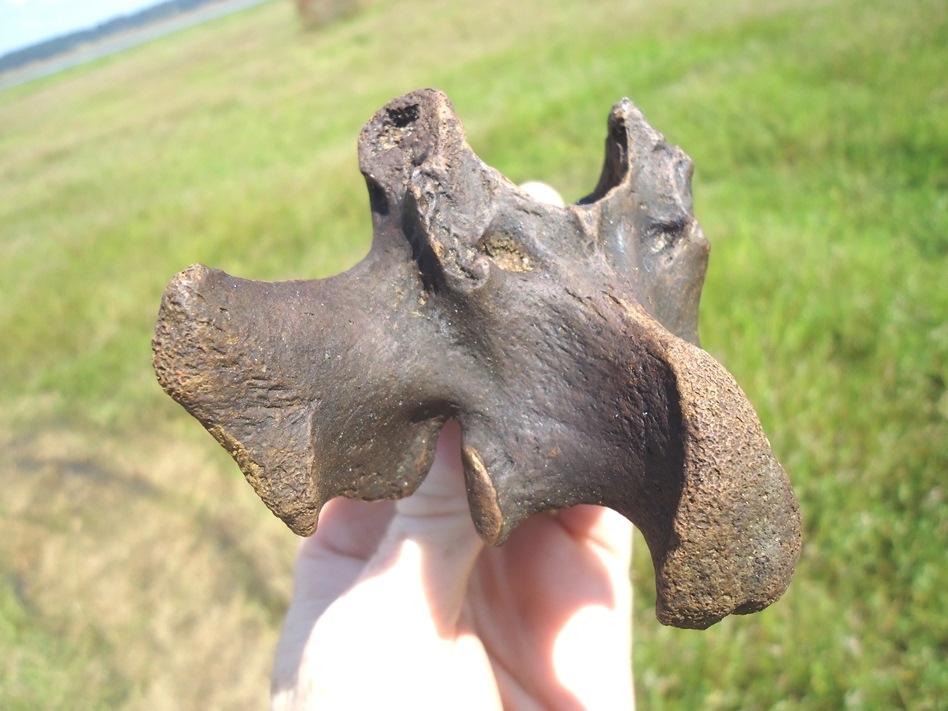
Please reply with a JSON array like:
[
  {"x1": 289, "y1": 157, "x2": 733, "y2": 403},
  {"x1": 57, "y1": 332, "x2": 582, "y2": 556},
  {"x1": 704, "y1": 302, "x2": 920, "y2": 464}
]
[{"x1": 1, "y1": 0, "x2": 945, "y2": 708}]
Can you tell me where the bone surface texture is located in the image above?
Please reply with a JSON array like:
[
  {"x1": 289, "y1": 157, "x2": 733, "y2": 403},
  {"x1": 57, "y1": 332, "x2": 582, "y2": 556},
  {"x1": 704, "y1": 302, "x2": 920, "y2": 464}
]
[{"x1": 153, "y1": 88, "x2": 801, "y2": 629}]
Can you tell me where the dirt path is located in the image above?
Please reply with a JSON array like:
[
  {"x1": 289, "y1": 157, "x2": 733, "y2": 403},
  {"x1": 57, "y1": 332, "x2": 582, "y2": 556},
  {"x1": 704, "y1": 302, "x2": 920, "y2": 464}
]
[{"x1": 0, "y1": 0, "x2": 272, "y2": 92}]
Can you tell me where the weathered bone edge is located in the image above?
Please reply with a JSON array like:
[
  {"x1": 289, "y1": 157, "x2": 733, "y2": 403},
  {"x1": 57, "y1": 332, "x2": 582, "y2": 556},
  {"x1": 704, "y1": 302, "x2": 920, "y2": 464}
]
[{"x1": 153, "y1": 88, "x2": 801, "y2": 629}]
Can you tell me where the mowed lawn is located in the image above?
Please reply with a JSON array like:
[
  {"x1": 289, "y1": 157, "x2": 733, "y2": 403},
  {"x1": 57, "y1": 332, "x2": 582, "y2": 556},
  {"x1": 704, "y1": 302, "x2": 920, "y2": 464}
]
[{"x1": 1, "y1": 0, "x2": 945, "y2": 708}]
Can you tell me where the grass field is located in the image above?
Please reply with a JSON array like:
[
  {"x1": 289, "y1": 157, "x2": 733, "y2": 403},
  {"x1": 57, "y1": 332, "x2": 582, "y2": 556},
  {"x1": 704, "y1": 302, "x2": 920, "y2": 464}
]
[{"x1": 1, "y1": 0, "x2": 946, "y2": 708}]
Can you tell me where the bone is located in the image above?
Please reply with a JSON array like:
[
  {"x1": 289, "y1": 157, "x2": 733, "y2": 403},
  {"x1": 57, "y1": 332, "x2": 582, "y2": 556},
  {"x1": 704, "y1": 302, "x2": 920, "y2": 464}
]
[{"x1": 153, "y1": 88, "x2": 801, "y2": 629}]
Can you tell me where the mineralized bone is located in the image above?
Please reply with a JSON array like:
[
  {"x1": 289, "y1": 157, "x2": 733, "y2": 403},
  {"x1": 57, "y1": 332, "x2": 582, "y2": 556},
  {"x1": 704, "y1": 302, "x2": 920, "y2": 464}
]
[{"x1": 153, "y1": 88, "x2": 801, "y2": 629}]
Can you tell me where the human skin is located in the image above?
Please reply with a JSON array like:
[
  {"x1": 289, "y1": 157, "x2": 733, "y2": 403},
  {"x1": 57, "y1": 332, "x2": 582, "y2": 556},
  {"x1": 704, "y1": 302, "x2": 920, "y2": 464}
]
[{"x1": 271, "y1": 420, "x2": 635, "y2": 710}]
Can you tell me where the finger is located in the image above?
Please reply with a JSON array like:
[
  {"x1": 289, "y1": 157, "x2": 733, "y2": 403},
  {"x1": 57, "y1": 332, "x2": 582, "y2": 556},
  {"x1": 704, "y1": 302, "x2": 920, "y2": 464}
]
[
  {"x1": 394, "y1": 419, "x2": 474, "y2": 521},
  {"x1": 304, "y1": 496, "x2": 397, "y2": 563},
  {"x1": 274, "y1": 422, "x2": 501, "y2": 708},
  {"x1": 461, "y1": 503, "x2": 633, "y2": 708},
  {"x1": 554, "y1": 504, "x2": 634, "y2": 568},
  {"x1": 354, "y1": 420, "x2": 485, "y2": 632},
  {"x1": 550, "y1": 591, "x2": 635, "y2": 710},
  {"x1": 546, "y1": 506, "x2": 634, "y2": 708},
  {"x1": 273, "y1": 486, "x2": 398, "y2": 705}
]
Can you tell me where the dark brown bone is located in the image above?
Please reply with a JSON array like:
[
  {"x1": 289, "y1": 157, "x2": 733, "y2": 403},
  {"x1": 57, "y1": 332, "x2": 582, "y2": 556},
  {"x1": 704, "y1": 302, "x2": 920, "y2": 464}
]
[{"x1": 153, "y1": 89, "x2": 801, "y2": 629}]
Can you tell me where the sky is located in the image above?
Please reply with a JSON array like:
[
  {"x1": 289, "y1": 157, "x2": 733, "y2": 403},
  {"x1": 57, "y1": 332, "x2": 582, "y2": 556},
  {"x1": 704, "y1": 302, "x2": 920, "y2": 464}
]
[{"x1": 0, "y1": 0, "x2": 161, "y2": 56}]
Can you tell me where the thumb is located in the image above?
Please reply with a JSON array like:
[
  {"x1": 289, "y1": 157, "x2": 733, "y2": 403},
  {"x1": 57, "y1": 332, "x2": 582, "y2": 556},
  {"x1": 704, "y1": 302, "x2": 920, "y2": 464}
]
[
  {"x1": 361, "y1": 419, "x2": 486, "y2": 630},
  {"x1": 393, "y1": 419, "x2": 480, "y2": 525},
  {"x1": 272, "y1": 422, "x2": 500, "y2": 710}
]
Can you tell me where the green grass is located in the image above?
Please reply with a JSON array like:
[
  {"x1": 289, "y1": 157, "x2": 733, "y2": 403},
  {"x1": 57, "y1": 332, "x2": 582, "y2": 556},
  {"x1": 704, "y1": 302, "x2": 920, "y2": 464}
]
[{"x1": 1, "y1": 0, "x2": 946, "y2": 708}]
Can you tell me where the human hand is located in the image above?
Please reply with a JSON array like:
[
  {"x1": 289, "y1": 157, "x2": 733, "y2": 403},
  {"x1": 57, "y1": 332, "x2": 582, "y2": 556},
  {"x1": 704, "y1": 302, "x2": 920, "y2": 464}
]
[{"x1": 271, "y1": 421, "x2": 635, "y2": 710}]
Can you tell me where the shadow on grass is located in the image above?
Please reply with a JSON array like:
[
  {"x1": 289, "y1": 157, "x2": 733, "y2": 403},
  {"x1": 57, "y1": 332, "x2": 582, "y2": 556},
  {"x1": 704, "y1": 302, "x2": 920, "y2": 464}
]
[{"x1": 0, "y1": 423, "x2": 297, "y2": 709}]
